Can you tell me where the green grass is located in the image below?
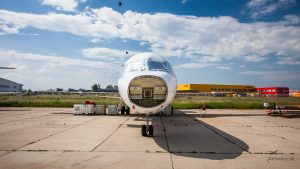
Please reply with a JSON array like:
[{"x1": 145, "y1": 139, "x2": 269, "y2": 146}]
[
  {"x1": 171, "y1": 101, "x2": 263, "y2": 109},
  {"x1": 0, "y1": 95, "x2": 119, "y2": 108},
  {"x1": 171, "y1": 96, "x2": 300, "y2": 109},
  {"x1": 0, "y1": 94, "x2": 299, "y2": 109}
]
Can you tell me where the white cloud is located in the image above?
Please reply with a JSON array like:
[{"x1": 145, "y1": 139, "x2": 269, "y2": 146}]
[
  {"x1": 41, "y1": 0, "x2": 87, "y2": 12},
  {"x1": 277, "y1": 56, "x2": 300, "y2": 65},
  {"x1": 0, "y1": 7, "x2": 300, "y2": 66},
  {"x1": 263, "y1": 64, "x2": 275, "y2": 69},
  {"x1": 181, "y1": 0, "x2": 188, "y2": 4},
  {"x1": 283, "y1": 15, "x2": 300, "y2": 25},
  {"x1": 202, "y1": 55, "x2": 222, "y2": 62},
  {"x1": 246, "y1": 0, "x2": 297, "y2": 19},
  {"x1": 240, "y1": 70, "x2": 300, "y2": 81},
  {"x1": 0, "y1": 8, "x2": 120, "y2": 38},
  {"x1": 90, "y1": 7, "x2": 122, "y2": 26},
  {"x1": 240, "y1": 70, "x2": 269, "y2": 75},
  {"x1": 175, "y1": 63, "x2": 215, "y2": 69},
  {"x1": 216, "y1": 66, "x2": 231, "y2": 70},
  {"x1": 90, "y1": 38, "x2": 101, "y2": 43},
  {"x1": 140, "y1": 41, "x2": 148, "y2": 46},
  {"x1": 244, "y1": 54, "x2": 267, "y2": 62},
  {"x1": 175, "y1": 63, "x2": 231, "y2": 70},
  {"x1": 0, "y1": 49, "x2": 109, "y2": 69},
  {"x1": 0, "y1": 49, "x2": 119, "y2": 90},
  {"x1": 0, "y1": 24, "x2": 22, "y2": 34},
  {"x1": 81, "y1": 47, "x2": 140, "y2": 60}
]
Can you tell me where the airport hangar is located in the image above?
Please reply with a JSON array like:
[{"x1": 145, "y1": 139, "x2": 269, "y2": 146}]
[{"x1": 0, "y1": 78, "x2": 23, "y2": 93}]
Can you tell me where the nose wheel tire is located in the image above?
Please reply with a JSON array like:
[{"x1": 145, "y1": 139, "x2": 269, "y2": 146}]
[
  {"x1": 148, "y1": 125, "x2": 153, "y2": 136},
  {"x1": 141, "y1": 125, "x2": 154, "y2": 137},
  {"x1": 141, "y1": 125, "x2": 147, "y2": 136}
]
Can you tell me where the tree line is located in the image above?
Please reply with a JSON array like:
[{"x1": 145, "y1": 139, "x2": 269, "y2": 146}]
[{"x1": 91, "y1": 84, "x2": 117, "y2": 91}]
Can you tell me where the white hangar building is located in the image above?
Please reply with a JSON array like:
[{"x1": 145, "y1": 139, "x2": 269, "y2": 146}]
[{"x1": 0, "y1": 78, "x2": 23, "y2": 92}]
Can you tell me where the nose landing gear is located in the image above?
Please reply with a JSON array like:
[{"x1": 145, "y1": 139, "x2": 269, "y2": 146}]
[{"x1": 141, "y1": 113, "x2": 153, "y2": 137}]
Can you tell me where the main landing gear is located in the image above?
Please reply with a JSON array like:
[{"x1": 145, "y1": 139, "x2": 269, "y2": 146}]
[
  {"x1": 120, "y1": 106, "x2": 130, "y2": 115},
  {"x1": 141, "y1": 113, "x2": 153, "y2": 137}
]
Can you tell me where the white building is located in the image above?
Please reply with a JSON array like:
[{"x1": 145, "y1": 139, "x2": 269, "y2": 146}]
[{"x1": 0, "y1": 78, "x2": 23, "y2": 92}]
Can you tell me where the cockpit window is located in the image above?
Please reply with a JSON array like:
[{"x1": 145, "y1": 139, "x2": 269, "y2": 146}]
[
  {"x1": 147, "y1": 58, "x2": 173, "y2": 74},
  {"x1": 122, "y1": 56, "x2": 174, "y2": 75}
]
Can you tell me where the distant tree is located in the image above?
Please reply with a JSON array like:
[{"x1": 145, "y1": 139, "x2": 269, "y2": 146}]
[
  {"x1": 22, "y1": 89, "x2": 32, "y2": 93},
  {"x1": 106, "y1": 84, "x2": 113, "y2": 89},
  {"x1": 91, "y1": 84, "x2": 101, "y2": 91}
]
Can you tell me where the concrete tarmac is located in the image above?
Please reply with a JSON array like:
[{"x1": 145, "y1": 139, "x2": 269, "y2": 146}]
[{"x1": 0, "y1": 108, "x2": 299, "y2": 169}]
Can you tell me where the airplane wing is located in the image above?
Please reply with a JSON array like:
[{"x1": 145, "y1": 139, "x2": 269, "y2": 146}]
[{"x1": 0, "y1": 67, "x2": 16, "y2": 69}]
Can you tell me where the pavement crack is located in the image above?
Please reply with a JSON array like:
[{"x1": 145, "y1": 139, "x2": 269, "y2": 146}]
[
  {"x1": 245, "y1": 117, "x2": 300, "y2": 146},
  {"x1": 161, "y1": 116, "x2": 175, "y2": 169},
  {"x1": 0, "y1": 116, "x2": 102, "y2": 159},
  {"x1": 91, "y1": 117, "x2": 131, "y2": 152},
  {"x1": 17, "y1": 116, "x2": 101, "y2": 150},
  {"x1": 246, "y1": 116, "x2": 300, "y2": 131}
]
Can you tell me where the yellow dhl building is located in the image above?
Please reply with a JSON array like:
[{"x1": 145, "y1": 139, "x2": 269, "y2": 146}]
[{"x1": 177, "y1": 84, "x2": 255, "y2": 93}]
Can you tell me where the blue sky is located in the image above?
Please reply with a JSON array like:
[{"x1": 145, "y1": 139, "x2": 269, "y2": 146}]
[{"x1": 0, "y1": 0, "x2": 300, "y2": 90}]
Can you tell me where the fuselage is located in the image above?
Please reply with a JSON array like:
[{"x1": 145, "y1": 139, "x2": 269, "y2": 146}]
[{"x1": 118, "y1": 53, "x2": 177, "y2": 114}]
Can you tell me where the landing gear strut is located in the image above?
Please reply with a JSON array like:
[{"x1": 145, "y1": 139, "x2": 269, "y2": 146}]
[
  {"x1": 125, "y1": 107, "x2": 130, "y2": 115},
  {"x1": 121, "y1": 106, "x2": 125, "y2": 115},
  {"x1": 141, "y1": 113, "x2": 153, "y2": 137}
]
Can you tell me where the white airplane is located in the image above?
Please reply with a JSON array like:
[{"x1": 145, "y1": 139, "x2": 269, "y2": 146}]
[{"x1": 118, "y1": 52, "x2": 177, "y2": 137}]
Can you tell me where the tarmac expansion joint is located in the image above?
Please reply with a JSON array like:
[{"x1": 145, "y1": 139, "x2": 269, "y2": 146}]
[{"x1": 91, "y1": 117, "x2": 131, "y2": 152}]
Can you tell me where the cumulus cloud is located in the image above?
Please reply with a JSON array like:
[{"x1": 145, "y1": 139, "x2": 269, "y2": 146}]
[
  {"x1": 244, "y1": 53, "x2": 267, "y2": 62},
  {"x1": 175, "y1": 62, "x2": 231, "y2": 70},
  {"x1": 0, "y1": 7, "x2": 300, "y2": 66},
  {"x1": 245, "y1": 0, "x2": 297, "y2": 19},
  {"x1": 240, "y1": 70, "x2": 300, "y2": 81},
  {"x1": 216, "y1": 66, "x2": 231, "y2": 70},
  {"x1": 82, "y1": 47, "x2": 140, "y2": 60},
  {"x1": 0, "y1": 49, "x2": 109, "y2": 69},
  {"x1": 0, "y1": 8, "x2": 120, "y2": 38},
  {"x1": 41, "y1": 0, "x2": 87, "y2": 12},
  {"x1": 283, "y1": 15, "x2": 300, "y2": 25},
  {"x1": 0, "y1": 49, "x2": 119, "y2": 90},
  {"x1": 175, "y1": 63, "x2": 216, "y2": 69},
  {"x1": 277, "y1": 56, "x2": 300, "y2": 65}
]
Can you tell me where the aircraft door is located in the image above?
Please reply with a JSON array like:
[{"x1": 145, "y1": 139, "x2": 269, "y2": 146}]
[{"x1": 143, "y1": 88, "x2": 153, "y2": 99}]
